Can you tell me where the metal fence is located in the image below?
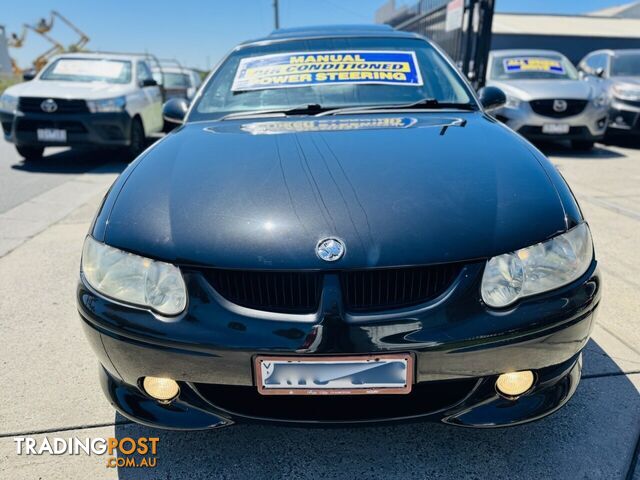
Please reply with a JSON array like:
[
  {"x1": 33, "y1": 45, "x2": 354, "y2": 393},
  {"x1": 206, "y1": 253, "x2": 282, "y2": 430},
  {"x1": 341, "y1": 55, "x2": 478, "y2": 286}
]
[{"x1": 381, "y1": 0, "x2": 495, "y2": 89}]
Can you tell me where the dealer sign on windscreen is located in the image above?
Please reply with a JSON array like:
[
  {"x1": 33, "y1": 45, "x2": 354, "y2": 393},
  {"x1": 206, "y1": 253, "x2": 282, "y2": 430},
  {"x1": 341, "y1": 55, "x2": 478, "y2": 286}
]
[{"x1": 231, "y1": 51, "x2": 423, "y2": 91}]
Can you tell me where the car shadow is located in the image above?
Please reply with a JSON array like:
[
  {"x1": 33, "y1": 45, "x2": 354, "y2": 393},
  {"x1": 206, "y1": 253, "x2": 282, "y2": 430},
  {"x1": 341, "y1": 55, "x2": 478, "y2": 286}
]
[
  {"x1": 534, "y1": 141, "x2": 626, "y2": 159},
  {"x1": 10, "y1": 137, "x2": 159, "y2": 174},
  {"x1": 10, "y1": 147, "x2": 128, "y2": 174},
  {"x1": 112, "y1": 340, "x2": 639, "y2": 480},
  {"x1": 601, "y1": 135, "x2": 640, "y2": 150}
]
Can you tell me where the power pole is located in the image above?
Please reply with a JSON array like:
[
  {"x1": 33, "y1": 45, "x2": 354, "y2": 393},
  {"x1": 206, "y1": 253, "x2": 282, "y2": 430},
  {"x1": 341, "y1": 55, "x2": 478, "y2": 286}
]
[{"x1": 273, "y1": 0, "x2": 280, "y2": 29}]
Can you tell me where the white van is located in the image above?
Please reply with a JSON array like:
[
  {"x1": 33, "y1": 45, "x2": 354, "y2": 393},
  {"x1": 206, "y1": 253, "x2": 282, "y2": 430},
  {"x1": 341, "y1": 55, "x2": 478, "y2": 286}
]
[{"x1": 0, "y1": 52, "x2": 163, "y2": 160}]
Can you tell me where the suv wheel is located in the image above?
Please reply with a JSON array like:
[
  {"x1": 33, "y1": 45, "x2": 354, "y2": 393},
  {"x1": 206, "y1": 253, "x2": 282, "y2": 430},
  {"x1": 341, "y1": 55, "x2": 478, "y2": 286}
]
[
  {"x1": 126, "y1": 118, "x2": 146, "y2": 160},
  {"x1": 16, "y1": 146, "x2": 45, "y2": 161}
]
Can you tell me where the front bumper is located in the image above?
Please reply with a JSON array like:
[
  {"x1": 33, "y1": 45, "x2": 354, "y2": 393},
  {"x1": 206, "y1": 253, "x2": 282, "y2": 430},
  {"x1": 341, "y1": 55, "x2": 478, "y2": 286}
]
[
  {"x1": 495, "y1": 101, "x2": 608, "y2": 142},
  {"x1": 78, "y1": 261, "x2": 601, "y2": 429},
  {"x1": 0, "y1": 110, "x2": 132, "y2": 147}
]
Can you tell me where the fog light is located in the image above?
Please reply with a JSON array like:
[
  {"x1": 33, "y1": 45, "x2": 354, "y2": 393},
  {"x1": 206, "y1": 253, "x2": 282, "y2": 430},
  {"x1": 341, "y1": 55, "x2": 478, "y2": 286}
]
[
  {"x1": 142, "y1": 376, "x2": 180, "y2": 401},
  {"x1": 496, "y1": 370, "x2": 534, "y2": 398}
]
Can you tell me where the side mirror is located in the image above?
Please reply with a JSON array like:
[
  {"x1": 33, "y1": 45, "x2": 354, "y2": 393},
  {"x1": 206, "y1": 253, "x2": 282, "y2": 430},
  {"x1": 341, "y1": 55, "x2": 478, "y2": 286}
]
[
  {"x1": 162, "y1": 98, "x2": 189, "y2": 124},
  {"x1": 22, "y1": 71, "x2": 36, "y2": 81},
  {"x1": 140, "y1": 78, "x2": 158, "y2": 87},
  {"x1": 595, "y1": 67, "x2": 605, "y2": 78},
  {"x1": 478, "y1": 86, "x2": 506, "y2": 110}
]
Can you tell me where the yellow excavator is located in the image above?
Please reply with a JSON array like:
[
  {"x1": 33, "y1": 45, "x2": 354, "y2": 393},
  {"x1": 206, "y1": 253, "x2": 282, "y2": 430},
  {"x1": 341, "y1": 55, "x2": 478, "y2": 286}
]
[{"x1": 8, "y1": 11, "x2": 89, "y2": 75}]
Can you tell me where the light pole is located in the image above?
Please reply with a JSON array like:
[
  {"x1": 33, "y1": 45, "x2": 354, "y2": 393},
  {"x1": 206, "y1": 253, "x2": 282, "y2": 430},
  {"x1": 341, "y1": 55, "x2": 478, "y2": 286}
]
[{"x1": 273, "y1": 0, "x2": 280, "y2": 29}]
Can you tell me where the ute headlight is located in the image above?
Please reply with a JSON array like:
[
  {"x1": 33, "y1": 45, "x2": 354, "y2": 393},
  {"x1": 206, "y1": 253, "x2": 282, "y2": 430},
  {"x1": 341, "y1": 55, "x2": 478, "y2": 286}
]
[
  {"x1": 0, "y1": 93, "x2": 18, "y2": 113},
  {"x1": 612, "y1": 84, "x2": 640, "y2": 102},
  {"x1": 481, "y1": 223, "x2": 593, "y2": 308},
  {"x1": 81, "y1": 236, "x2": 187, "y2": 316},
  {"x1": 87, "y1": 95, "x2": 126, "y2": 113}
]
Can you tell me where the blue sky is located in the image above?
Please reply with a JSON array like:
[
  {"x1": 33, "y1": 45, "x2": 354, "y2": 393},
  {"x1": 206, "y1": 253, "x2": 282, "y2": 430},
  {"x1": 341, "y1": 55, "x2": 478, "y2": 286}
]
[{"x1": 3, "y1": 0, "x2": 631, "y2": 70}]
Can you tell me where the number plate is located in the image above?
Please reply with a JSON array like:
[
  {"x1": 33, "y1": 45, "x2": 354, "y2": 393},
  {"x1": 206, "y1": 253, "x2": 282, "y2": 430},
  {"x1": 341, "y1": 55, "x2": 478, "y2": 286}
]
[
  {"x1": 36, "y1": 128, "x2": 66, "y2": 142},
  {"x1": 255, "y1": 354, "x2": 413, "y2": 395},
  {"x1": 541, "y1": 123, "x2": 569, "y2": 134}
]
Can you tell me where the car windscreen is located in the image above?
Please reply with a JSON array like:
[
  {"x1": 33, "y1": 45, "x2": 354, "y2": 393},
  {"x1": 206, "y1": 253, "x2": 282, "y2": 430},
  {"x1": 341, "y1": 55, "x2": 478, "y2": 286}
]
[
  {"x1": 190, "y1": 37, "x2": 475, "y2": 120},
  {"x1": 40, "y1": 58, "x2": 132, "y2": 84},
  {"x1": 489, "y1": 54, "x2": 578, "y2": 80},
  {"x1": 161, "y1": 72, "x2": 191, "y2": 88},
  {"x1": 611, "y1": 53, "x2": 640, "y2": 76}
]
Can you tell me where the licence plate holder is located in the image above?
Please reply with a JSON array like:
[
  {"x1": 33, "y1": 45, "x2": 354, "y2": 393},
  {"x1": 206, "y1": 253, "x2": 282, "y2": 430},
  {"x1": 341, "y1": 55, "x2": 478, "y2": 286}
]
[
  {"x1": 37, "y1": 128, "x2": 67, "y2": 142},
  {"x1": 254, "y1": 354, "x2": 413, "y2": 395}
]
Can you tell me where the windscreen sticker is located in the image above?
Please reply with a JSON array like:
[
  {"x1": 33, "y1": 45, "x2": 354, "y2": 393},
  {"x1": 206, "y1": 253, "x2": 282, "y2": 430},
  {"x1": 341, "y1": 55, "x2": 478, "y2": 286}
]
[
  {"x1": 231, "y1": 50, "x2": 423, "y2": 91},
  {"x1": 503, "y1": 57, "x2": 565, "y2": 74},
  {"x1": 241, "y1": 117, "x2": 418, "y2": 135},
  {"x1": 52, "y1": 59, "x2": 126, "y2": 78}
]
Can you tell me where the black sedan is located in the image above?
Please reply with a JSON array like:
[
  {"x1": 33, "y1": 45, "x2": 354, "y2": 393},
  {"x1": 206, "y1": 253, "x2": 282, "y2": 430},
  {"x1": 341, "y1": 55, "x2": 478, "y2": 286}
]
[{"x1": 77, "y1": 25, "x2": 601, "y2": 429}]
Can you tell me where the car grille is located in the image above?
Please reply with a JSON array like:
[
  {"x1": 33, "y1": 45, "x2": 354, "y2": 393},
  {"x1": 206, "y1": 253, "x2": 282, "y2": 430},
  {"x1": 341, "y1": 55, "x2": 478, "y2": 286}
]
[
  {"x1": 529, "y1": 99, "x2": 588, "y2": 118},
  {"x1": 194, "y1": 378, "x2": 478, "y2": 422},
  {"x1": 203, "y1": 269, "x2": 323, "y2": 314},
  {"x1": 615, "y1": 97, "x2": 640, "y2": 109},
  {"x1": 15, "y1": 118, "x2": 87, "y2": 133},
  {"x1": 18, "y1": 97, "x2": 89, "y2": 114},
  {"x1": 340, "y1": 264, "x2": 463, "y2": 312},
  {"x1": 202, "y1": 263, "x2": 463, "y2": 314}
]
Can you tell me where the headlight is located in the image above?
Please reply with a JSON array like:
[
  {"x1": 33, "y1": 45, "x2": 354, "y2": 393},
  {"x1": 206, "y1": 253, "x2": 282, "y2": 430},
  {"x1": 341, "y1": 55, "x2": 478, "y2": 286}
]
[
  {"x1": 612, "y1": 84, "x2": 640, "y2": 102},
  {"x1": 81, "y1": 236, "x2": 187, "y2": 316},
  {"x1": 481, "y1": 223, "x2": 593, "y2": 308},
  {"x1": 86, "y1": 96, "x2": 126, "y2": 113},
  {"x1": 0, "y1": 93, "x2": 18, "y2": 113},
  {"x1": 592, "y1": 92, "x2": 609, "y2": 108},
  {"x1": 505, "y1": 95, "x2": 521, "y2": 109}
]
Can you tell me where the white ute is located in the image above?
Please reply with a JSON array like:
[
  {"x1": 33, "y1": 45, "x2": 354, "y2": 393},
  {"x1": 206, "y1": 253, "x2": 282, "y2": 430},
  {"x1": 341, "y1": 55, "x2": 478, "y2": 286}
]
[{"x1": 0, "y1": 52, "x2": 164, "y2": 160}]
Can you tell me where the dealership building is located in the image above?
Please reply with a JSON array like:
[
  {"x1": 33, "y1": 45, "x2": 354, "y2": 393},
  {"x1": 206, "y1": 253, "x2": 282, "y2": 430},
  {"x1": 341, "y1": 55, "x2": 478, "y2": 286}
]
[
  {"x1": 492, "y1": 2, "x2": 640, "y2": 64},
  {"x1": 378, "y1": 0, "x2": 640, "y2": 66}
]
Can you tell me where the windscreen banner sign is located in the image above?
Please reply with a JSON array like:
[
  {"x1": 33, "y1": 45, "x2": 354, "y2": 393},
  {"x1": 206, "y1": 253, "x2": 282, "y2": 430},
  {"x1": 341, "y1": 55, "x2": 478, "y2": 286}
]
[
  {"x1": 231, "y1": 51, "x2": 423, "y2": 91},
  {"x1": 241, "y1": 117, "x2": 418, "y2": 135},
  {"x1": 504, "y1": 57, "x2": 565, "y2": 74},
  {"x1": 52, "y1": 59, "x2": 126, "y2": 79}
]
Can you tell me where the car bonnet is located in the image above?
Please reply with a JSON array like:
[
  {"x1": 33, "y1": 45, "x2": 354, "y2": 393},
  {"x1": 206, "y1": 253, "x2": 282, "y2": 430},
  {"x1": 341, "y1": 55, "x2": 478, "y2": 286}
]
[{"x1": 98, "y1": 112, "x2": 569, "y2": 269}]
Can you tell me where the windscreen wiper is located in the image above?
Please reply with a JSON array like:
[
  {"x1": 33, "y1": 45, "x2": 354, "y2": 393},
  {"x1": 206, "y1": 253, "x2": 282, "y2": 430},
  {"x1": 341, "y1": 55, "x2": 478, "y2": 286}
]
[
  {"x1": 316, "y1": 98, "x2": 477, "y2": 117},
  {"x1": 221, "y1": 104, "x2": 326, "y2": 121}
]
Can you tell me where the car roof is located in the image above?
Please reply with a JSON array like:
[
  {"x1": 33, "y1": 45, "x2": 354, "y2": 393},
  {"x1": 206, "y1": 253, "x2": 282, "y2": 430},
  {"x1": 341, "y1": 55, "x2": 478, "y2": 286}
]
[
  {"x1": 575, "y1": 49, "x2": 640, "y2": 63},
  {"x1": 489, "y1": 49, "x2": 566, "y2": 58},
  {"x1": 151, "y1": 66, "x2": 192, "y2": 73},
  {"x1": 238, "y1": 24, "x2": 421, "y2": 48},
  {"x1": 608, "y1": 48, "x2": 640, "y2": 56},
  {"x1": 50, "y1": 52, "x2": 148, "y2": 62}
]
